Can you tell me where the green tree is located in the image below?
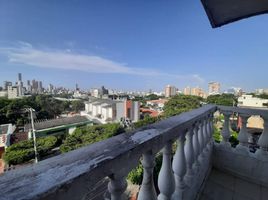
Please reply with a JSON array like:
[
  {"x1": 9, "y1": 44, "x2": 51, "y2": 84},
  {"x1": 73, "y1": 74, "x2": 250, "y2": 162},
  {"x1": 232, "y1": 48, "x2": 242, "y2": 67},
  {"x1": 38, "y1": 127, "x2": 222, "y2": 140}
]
[
  {"x1": 3, "y1": 136, "x2": 58, "y2": 165},
  {"x1": 133, "y1": 115, "x2": 162, "y2": 129},
  {"x1": 0, "y1": 94, "x2": 74, "y2": 125},
  {"x1": 206, "y1": 94, "x2": 237, "y2": 106},
  {"x1": 60, "y1": 123, "x2": 125, "y2": 153},
  {"x1": 163, "y1": 95, "x2": 202, "y2": 117},
  {"x1": 71, "y1": 100, "x2": 85, "y2": 112}
]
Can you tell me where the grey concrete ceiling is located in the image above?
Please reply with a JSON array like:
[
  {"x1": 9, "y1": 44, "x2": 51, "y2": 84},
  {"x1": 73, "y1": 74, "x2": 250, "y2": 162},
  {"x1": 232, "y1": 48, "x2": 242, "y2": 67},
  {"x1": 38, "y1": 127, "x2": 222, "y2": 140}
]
[{"x1": 201, "y1": 0, "x2": 268, "y2": 28}]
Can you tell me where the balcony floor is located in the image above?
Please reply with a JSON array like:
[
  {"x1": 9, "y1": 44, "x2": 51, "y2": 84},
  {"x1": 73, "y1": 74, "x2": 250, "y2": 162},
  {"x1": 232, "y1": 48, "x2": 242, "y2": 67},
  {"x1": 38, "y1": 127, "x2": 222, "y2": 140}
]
[{"x1": 199, "y1": 168, "x2": 268, "y2": 200}]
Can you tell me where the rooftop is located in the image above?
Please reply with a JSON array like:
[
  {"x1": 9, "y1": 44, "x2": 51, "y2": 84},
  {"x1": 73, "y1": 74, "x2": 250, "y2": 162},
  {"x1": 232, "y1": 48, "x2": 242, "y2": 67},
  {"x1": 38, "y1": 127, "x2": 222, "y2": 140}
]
[{"x1": 24, "y1": 116, "x2": 90, "y2": 132}]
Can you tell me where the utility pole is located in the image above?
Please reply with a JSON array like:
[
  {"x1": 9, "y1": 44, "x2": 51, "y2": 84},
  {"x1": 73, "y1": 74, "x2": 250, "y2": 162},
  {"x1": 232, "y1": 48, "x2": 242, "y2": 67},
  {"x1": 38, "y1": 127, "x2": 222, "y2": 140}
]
[{"x1": 29, "y1": 108, "x2": 38, "y2": 163}]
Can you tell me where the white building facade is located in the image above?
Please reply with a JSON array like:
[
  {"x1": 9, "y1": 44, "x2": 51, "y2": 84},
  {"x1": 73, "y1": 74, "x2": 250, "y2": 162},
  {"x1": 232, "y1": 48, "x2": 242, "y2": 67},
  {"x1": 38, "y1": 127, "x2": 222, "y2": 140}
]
[
  {"x1": 238, "y1": 94, "x2": 268, "y2": 108},
  {"x1": 84, "y1": 98, "x2": 140, "y2": 124}
]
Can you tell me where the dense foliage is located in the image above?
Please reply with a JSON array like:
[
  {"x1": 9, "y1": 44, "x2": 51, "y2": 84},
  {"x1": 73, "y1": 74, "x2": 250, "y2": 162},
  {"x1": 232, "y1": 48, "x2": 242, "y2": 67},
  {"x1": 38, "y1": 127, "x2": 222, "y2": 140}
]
[
  {"x1": 133, "y1": 115, "x2": 162, "y2": 129},
  {"x1": 133, "y1": 94, "x2": 165, "y2": 105},
  {"x1": 70, "y1": 100, "x2": 85, "y2": 112},
  {"x1": 206, "y1": 94, "x2": 237, "y2": 106},
  {"x1": 4, "y1": 136, "x2": 58, "y2": 165},
  {"x1": 213, "y1": 126, "x2": 238, "y2": 147},
  {"x1": 60, "y1": 123, "x2": 125, "y2": 153},
  {"x1": 163, "y1": 95, "x2": 202, "y2": 117},
  {"x1": 257, "y1": 94, "x2": 268, "y2": 99},
  {"x1": 0, "y1": 95, "x2": 84, "y2": 125},
  {"x1": 127, "y1": 154, "x2": 163, "y2": 187}
]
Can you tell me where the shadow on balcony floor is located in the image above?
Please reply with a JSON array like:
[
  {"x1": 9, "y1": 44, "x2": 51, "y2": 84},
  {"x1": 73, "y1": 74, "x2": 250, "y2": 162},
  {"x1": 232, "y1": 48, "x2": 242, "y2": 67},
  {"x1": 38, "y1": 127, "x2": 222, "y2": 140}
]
[{"x1": 199, "y1": 168, "x2": 268, "y2": 200}]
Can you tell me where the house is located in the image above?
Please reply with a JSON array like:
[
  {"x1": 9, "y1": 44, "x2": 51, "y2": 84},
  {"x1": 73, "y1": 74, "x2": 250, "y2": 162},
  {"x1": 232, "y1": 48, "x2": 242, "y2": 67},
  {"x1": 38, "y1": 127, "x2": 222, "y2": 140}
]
[
  {"x1": 84, "y1": 98, "x2": 140, "y2": 124},
  {"x1": 24, "y1": 116, "x2": 92, "y2": 138}
]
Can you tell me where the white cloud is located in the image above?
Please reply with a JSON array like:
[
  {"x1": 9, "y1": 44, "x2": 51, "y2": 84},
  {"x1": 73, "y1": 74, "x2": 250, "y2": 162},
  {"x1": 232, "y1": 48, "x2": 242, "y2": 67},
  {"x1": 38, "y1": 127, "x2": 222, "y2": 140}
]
[{"x1": 0, "y1": 42, "x2": 205, "y2": 85}]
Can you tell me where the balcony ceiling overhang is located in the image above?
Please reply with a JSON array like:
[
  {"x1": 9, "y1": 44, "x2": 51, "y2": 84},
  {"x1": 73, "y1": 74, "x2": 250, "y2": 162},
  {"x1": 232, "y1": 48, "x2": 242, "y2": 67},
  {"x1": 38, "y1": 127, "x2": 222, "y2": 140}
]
[{"x1": 201, "y1": 0, "x2": 268, "y2": 28}]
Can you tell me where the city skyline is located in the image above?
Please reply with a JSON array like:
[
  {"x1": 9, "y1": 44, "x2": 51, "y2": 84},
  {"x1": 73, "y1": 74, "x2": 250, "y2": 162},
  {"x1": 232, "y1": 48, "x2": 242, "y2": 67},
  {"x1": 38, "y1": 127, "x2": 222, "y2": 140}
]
[
  {"x1": 0, "y1": 72, "x2": 233, "y2": 94},
  {"x1": 1, "y1": 1, "x2": 268, "y2": 91}
]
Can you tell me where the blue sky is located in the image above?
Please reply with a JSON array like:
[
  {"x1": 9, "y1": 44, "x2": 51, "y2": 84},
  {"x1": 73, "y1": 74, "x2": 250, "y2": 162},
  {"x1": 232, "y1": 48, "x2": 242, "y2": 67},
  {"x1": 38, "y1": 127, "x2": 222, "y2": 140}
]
[{"x1": 0, "y1": 0, "x2": 268, "y2": 92}]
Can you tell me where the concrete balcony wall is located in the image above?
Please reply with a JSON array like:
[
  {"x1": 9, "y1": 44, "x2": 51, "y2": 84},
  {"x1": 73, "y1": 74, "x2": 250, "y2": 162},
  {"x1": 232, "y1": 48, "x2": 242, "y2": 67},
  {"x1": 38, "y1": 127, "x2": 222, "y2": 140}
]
[
  {"x1": 213, "y1": 145, "x2": 268, "y2": 187},
  {"x1": 1, "y1": 105, "x2": 268, "y2": 200},
  {"x1": 0, "y1": 105, "x2": 217, "y2": 200}
]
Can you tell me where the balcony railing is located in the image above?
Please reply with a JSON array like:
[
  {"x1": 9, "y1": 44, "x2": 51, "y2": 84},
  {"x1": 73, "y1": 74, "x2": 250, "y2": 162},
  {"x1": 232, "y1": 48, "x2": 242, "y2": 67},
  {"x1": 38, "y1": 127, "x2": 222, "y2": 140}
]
[
  {"x1": 0, "y1": 104, "x2": 268, "y2": 200},
  {"x1": 218, "y1": 105, "x2": 268, "y2": 158}
]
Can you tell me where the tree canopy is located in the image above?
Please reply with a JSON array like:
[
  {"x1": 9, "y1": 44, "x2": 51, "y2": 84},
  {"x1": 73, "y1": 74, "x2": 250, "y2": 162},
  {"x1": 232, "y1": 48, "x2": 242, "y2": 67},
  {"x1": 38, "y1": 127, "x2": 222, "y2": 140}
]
[
  {"x1": 163, "y1": 95, "x2": 202, "y2": 117},
  {"x1": 60, "y1": 123, "x2": 125, "y2": 153},
  {"x1": 254, "y1": 94, "x2": 268, "y2": 99},
  {"x1": 3, "y1": 136, "x2": 58, "y2": 165},
  {"x1": 206, "y1": 94, "x2": 237, "y2": 106},
  {"x1": 0, "y1": 95, "x2": 85, "y2": 125}
]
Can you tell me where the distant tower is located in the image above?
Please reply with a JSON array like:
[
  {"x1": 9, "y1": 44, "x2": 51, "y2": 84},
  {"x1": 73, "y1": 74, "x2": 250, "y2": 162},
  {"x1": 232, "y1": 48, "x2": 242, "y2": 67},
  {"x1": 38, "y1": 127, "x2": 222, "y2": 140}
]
[
  {"x1": 18, "y1": 73, "x2": 22, "y2": 81},
  {"x1": 38, "y1": 81, "x2": 43, "y2": 93},
  {"x1": 32, "y1": 80, "x2": 36, "y2": 93},
  {"x1": 17, "y1": 73, "x2": 23, "y2": 96},
  {"x1": 3, "y1": 81, "x2": 12, "y2": 90},
  {"x1": 75, "y1": 83, "x2": 79, "y2": 91},
  {"x1": 48, "y1": 84, "x2": 54, "y2": 93},
  {"x1": 27, "y1": 80, "x2": 31, "y2": 93}
]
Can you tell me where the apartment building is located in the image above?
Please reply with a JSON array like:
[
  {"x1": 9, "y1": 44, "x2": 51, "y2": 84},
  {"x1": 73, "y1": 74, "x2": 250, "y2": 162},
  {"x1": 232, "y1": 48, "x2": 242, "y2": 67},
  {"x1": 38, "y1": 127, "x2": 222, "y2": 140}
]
[
  {"x1": 238, "y1": 95, "x2": 268, "y2": 108},
  {"x1": 208, "y1": 82, "x2": 220, "y2": 95},
  {"x1": 84, "y1": 98, "x2": 140, "y2": 123},
  {"x1": 164, "y1": 85, "x2": 176, "y2": 98}
]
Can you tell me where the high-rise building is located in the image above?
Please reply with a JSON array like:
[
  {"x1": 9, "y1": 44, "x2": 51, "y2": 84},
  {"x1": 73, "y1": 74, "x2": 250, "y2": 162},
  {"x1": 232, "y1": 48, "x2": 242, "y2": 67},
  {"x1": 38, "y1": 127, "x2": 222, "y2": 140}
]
[
  {"x1": 208, "y1": 82, "x2": 220, "y2": 95},
  {"x1": 18, "y1": 73, "x2": 22, "y2": 81},
  {"x1": 32, "y1": 80, "x2": 38, "y2": 93},
  {"x1": 48, "y1": 84, "x2": 54, "y2": 93},
  {"x1": 27, "y1": 80, "x2": 32, "y2": 92},
  {"x1": 38, "y1": 81, "x2": 43, "y2": 93},
  {"x1": 225, "y1": 87, "x2": 243, "y2": 96},
  {"x1": 7, "y1": 86, "x2": 19, "y2": 99},
  {"x1": 75, "y1": 83, "x2": 79, "y2": 91},
  {"x1": 3, "y1": 81, "x2": 12, "y2": 90},
  {"x1": 192, "y1": 87, "x2": 207, "y2": 98},
  {"x1": 184, "y1": 86, "x2": 191, "y2": 95},
  {"x1": 90, "y1": 86, "x2": 109, "y2": 98},
  {"x1": 17, "y1": 73, "x2": 23, "y2": 96},
  {"x1": 165, "y1": 85, "x2": 176, "y2": 98}
]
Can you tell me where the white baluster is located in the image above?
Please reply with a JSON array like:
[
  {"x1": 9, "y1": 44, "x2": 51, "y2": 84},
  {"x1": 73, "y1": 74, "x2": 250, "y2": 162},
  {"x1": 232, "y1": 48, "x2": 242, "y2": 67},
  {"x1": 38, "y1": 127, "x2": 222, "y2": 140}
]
[
  {"x1": 184, "y1": 126, "x2": 195, "y2": 185},
  {"x1": 201, "y1": 119, "x2": 207, "y2": 157},
  {"x1": 204, "y1": 116, "x2": 210, "y2": 149},
  {"x1": 205, "y1": 116, "x2": 210, "y2": 145},
  {"x1": 138, "y1": 152, "x2": 157, "y2": 200},
  {"x1": 256, "y1": 116, "x2": 268, "y2": 161},
  {"x1": 172, "y1": 131, "x2": 187, "y2": 200},
  {"x1": 108, "y1": 174, "x2": 127, "y2": 200},
  {"x1": 158, "y1": 141, "x2": 175, "y2": 200},
  {"x1": 236, "y1": 114, "x2": 250, "y2": 154},
  {"x1": 193, "y1": 122, "x2": 201, "y2": 171},
  {"x1": 198, "y1": 120, "x2": 204, "y2": 155},
  {"x1": 208, "y1": 113, "x2": 214, "y2": 149},
  {"x1": 201, "y1": 118, "x2": 210, "y2": 165},
  {"x1": 221, "y1": 111, "x2": 232, "y2": 148},
  {"x1": 206, "y1": 114, "x2": 212, "y2": 140},
  {"x1": 209, "y1": 113, "x2": 214, "y2": 139}
]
